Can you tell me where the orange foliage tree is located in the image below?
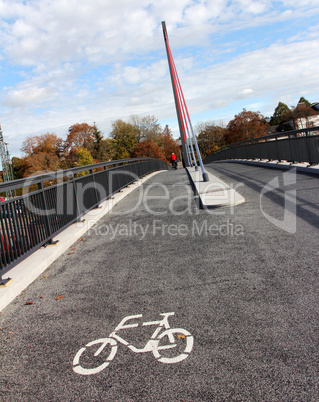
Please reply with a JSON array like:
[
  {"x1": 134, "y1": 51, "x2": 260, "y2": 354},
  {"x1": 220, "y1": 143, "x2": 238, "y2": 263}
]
[
  {"x1": 64, "y1": 123, "x2": 95, "y2": 165},
  {"x1": 197, "y1": 124, "x2": 226, "y2": 158},
  {"x1": 23, "y1": 153, "x2": 61, "y2": 176},
  {"x1": 21, "y1": 133, "x2": 63, "y2": 176},
  {"x1": 21, "y1": 133, "x2": 62, "y2": 156},
  {"x1": 132, "y1": 140, "x2": 166, "y2": 161},
  {"x1": 224, "y1": 109, "x2": 269, "y2": 144},
  {"x1": 159, "y1": 125, "x2": 180, "y2": 163}
]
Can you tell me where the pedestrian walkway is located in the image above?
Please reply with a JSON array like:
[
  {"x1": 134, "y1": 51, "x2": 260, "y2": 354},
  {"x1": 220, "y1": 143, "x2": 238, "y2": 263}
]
[{"x1": 1, "y1": 165, "x2": 318, "y2": 401}]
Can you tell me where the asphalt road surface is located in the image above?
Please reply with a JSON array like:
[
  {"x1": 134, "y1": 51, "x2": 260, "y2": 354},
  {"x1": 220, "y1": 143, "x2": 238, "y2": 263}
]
[{"x1": 1, "y1": 163, "x2": 318, "y2": 401}]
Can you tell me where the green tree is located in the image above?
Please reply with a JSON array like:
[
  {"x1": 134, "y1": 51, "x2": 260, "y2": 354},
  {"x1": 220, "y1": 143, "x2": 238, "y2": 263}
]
[
  {"x1": 92, "y1": 123, "x2": 104, "y2": 160},
  {"x1": 99, "y1": 138, "x2": 116, "y2": 161},
  {"x1": 298, "y1": 97, "x2": 311, "y2": 107},
  {"x1": 109, "y1": 117, "x2": 179, "y2": 162},
  {"x1": 270, "y1": 102, "x2": 291, "y2": 125},
  {"x1": 110, "y1": 120, "x2": 139, "y2": 160}
]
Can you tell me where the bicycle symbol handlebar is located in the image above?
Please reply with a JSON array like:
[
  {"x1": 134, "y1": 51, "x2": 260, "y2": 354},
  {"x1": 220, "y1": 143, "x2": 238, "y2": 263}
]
[{"x1": 73, "y1": 312, "x2": 194, "y2": 375}]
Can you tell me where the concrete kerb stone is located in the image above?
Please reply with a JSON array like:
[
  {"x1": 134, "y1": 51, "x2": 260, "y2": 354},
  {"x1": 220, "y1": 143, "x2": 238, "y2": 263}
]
[
  {"x1": 212, "y1": 159, "x2": 319, "y2": 175},
  {"x1": 186, "y1": 166, "x2": 245, "y2": 208},
  {"x1": 0, "y1": 170, "x2": 164, "y2": 312}
]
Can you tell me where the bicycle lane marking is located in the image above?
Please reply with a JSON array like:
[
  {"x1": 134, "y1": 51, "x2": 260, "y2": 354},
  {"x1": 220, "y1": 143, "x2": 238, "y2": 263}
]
[
  {"x1": 72, "y1": 312, "x2": 194, "y2": 375},
  {"x1": 73, "y1": 338, "x2": 118, "y2": 375},
  {"x1": 153, "y1": 328, "x2": 194, "y2": 364}
]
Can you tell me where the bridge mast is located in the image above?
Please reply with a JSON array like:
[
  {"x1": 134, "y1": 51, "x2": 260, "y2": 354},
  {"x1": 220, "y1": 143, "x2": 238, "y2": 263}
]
[
  {"x1": 161, "y1": 21, "x2": 189, "y2": 167},
  {"x1": 161, "y1": 21, "x2": 209, "y2": 181}
]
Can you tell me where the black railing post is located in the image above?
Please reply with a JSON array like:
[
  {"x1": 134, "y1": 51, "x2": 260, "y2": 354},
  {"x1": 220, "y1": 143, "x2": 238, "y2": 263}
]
[
  {"x1": 103, "y1": 165, "x2": 111, "y2": 200},
  {"x1": 8, "y1": 203, "x2": 20, "y2": 259},
  {"x1": 90, "y1": 169, "x2": 101, "y2": 208},
  {"x1": 305, "y1": 129, "x2": 313, "y2": 165},
  {"x1": 71, "y1": 173, "x2": 85, "y2": 223},
  {"x1": 275, "y1": 134, "x2": 280, "y2": 162},
  {"x1": 287, "y1": 133, "x2": 295, "y2": 163},
  {"x1": 38, "y1": 181, "x2": 58, "y2": 245}
]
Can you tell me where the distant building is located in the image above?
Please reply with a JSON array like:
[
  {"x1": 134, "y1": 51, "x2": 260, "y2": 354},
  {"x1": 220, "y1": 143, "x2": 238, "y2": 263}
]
[
  {"x1": 293, "y1": 102, "x2": 319, "y2": 129},
  {"x1": 275, "y1": 102, "x2": 319, "y2": 132}
]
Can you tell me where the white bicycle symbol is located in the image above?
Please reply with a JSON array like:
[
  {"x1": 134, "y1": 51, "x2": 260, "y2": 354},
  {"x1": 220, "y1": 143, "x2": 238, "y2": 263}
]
[{"x1": 73, "y1": 312, "x2": 194, "y2": 375}]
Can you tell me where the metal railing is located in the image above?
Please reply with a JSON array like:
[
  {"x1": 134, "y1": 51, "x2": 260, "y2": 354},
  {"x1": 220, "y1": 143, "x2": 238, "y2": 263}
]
[
  {"x1": 0, "y1": 158, "x2": 169, "y2": 276},
  {"x1": 203, "y1": 127, "x2": 319, "y2": 165}
]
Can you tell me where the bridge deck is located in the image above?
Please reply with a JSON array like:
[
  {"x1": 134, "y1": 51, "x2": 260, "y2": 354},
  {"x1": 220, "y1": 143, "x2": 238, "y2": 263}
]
[{"x1": 0, "y1": 164, "x2": 318, "y2": 400}]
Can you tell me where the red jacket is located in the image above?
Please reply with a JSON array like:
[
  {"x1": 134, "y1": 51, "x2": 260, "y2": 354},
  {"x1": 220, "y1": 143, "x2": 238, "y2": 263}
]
[{"x1": 171, "y1": 154, "x2": 177, "y2": 161}]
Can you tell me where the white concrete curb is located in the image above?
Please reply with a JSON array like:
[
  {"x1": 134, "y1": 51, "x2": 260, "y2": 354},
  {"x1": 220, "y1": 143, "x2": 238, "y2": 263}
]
[
  {"x1": 212, "y1": 159, "x2": 319, "y2": 175},
  {"x1": 187, "y1": 166, "x2": 245, "y2": 207},
  {"x1": 0, "y1": 171, "x2": 164, "y2": 312}
]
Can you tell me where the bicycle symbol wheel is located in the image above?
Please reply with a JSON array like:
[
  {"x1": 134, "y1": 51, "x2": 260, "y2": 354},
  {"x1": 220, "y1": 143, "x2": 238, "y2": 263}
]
[
  {"x1": 73, "y1": 338, "x2": 117, "y2": 375},
  {"x1": 152, "y1": 328, "x2": 194, "y2": 363}
]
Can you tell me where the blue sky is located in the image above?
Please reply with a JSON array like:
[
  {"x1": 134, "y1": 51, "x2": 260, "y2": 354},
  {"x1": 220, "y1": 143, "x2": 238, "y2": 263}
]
[{"x1": 0, "y1": 0, "x2": 319, "y2": 159}]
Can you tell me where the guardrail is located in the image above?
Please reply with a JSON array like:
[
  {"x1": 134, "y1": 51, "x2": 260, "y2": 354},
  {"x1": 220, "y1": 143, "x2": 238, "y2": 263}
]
[
  {"x1": 0, "y1": 158, "x2": 169, "y2": 276},
  {"x1": 203, "y1": 127, "x2": 319, "y2": 165}
]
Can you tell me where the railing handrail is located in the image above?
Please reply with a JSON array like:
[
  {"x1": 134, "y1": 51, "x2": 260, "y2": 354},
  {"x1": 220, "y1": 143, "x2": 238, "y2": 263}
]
[
  {"x1": 0, "y1": 157, "x2": 153, "y2": 193},
  {"x1": 0, "y1": 157, "x2": 169, "y2": 275},
  {"x1": 203, "y1": 126, "x2": 319, "y2": 165},
  {"x1": 208, "y1": 126, "x2": 319, "y2": 156}
]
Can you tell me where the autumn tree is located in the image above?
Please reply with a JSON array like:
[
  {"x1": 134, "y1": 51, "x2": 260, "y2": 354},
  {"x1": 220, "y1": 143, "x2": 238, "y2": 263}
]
[
  {"x1": 74, "y1": 147, "x2": 94, "y2": 176},
  {"x1": 110, "y1": 120, "x2": 139, "y2": 160},
  {"x1": 159, "y1": 125, "x2": 180, "y2": 163},
  {"x1": 25, "y1": 154, "x2": 61, "y2": 176},
  {"x1": 197, "y1": 124, "x2": 226, "y2": 158},
  {"x1": 224, "y1": 109, "x2": 269, "y2": 144},
  {"x1": 132, "y1": 140, "x2": 166, "y2": 161},
  {"x1": 12, "y1": 157, "x2": 28, "y2": 179},
  {"x1": 21, "y1": 133, "x2": 62, "y2": 157},
  {"x1": 65, "y1": 123, "x2": 95, "y2": 151},
  {"x1": 64, "y1": 123, "x2": 95, "y2": 165},
  {"x1": 21, "y1": 133, "x2": 63, "y2": 176},
  {"x1": 75, "y1": 123, "x2": 115, "y2": 162}
]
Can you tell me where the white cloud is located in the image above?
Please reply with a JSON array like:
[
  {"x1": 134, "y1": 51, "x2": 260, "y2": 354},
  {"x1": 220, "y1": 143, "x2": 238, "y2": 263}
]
[
  {"x1": 238, "y1": 89, "x2": 255, "y2": 98},
  {"x1": 2, "y1": 0, "x2": 317, "y2": 68},
  {"x1": 4, "y1": 85, "x2": 54, "y2": 107},
  {"x1": 190, "y1": 38, "x2": 319, "y2": 106},
  {"x1": 0, "y1": 0, "x2": 319, "y2": 158}
]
